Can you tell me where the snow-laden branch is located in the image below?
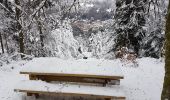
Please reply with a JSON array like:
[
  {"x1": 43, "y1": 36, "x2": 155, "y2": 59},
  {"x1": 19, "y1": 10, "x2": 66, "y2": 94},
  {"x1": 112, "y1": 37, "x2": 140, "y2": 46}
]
[
  {"x1": 25, "y1": 0, "x2": 47, "y2": 28},
  {"x1": 31, "y1": 0, "x2": 47, "y2": 17},
  {"x1": 0, "y1": 2, "x2": 10, "y2": 12},
  {"x1": 9, "y1": 1, "x2": 27, "y2": 15},
  {"x1": 10, "y1": 0, "x2": 47, "y2": 30}
]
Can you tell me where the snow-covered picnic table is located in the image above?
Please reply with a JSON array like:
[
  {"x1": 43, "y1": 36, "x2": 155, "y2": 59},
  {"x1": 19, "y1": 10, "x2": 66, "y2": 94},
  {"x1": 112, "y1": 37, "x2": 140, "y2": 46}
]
[
  {"x1": 15, "y1": 58, "x2": 125, "y2": 100},
  {"x1": 21, "y1": 58, "x2": 124, "y2": 80}
]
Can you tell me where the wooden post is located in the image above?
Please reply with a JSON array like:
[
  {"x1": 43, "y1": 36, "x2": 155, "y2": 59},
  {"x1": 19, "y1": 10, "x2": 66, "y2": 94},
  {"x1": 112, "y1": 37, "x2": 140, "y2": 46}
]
[
  {"x1": 29, "y1": 75, "x2": 37, "y2": 80},
  {"x1": 27, "y1": 93, "x2": 39, "y2": 98},
  {"x1": 27, "y1": 93, "x2": 33, "y2": 96},
  {"x1": 34, "y1": 93, "x2": 39, "y2": 99}
]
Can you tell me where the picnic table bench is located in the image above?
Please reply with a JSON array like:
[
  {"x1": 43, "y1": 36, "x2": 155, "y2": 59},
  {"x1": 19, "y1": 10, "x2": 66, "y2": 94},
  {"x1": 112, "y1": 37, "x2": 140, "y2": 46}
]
[{"x1": 14, "y1": 58, "x2": 125, "y2": 100}]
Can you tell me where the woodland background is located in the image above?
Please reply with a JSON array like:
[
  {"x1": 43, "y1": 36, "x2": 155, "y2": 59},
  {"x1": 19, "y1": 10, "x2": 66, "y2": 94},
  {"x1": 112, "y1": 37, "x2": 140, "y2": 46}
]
[{"x1": 0, "y1": 0, "x2": 168, "y2": 64}]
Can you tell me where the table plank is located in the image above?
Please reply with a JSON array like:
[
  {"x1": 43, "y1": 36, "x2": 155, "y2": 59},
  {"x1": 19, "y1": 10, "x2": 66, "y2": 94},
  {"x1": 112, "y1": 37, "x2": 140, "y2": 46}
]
[
  {"x1": 21, "y1": 58, "x2": 124, "y2": 80},
  {"x1": 21, "y1": 72, "x2": 124, "y2": 80}
]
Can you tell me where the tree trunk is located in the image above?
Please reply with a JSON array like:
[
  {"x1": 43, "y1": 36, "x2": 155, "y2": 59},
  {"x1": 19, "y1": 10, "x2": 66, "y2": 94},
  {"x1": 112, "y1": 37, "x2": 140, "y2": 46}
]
[
  {"x1": 15, "y1": 0, "x2": 25, "y2": 58},
  {"x1": 37, "y1": 20, "x2": 45, "y2": 57},
  {"x1": 37, "y1": 19, "x2": 44, "y2": 50},
  {"x1": 4, "y1": 34, "x2": 9, "y2": 53},
  {"x1": 36, "y1": 11, "x2": 45, "y2": 57},
  {"x1": 0, "y1": 33, "x2": 4, "y2": 54},
  {"x1": 161, "y1": 1, "x2": 170, "y2": 99}
]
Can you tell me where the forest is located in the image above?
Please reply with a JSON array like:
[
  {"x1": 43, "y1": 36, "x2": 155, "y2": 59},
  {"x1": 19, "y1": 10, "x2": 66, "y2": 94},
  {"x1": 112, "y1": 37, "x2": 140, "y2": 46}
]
[{"x1": 0, "y1": 0, "x2": 168, "y2": 62}]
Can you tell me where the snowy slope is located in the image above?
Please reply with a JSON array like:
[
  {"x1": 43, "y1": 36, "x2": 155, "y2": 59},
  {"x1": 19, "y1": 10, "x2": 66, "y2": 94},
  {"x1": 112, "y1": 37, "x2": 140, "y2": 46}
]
[{"x1": 0, "y1": 58, "x2": 164, "y2": 100}]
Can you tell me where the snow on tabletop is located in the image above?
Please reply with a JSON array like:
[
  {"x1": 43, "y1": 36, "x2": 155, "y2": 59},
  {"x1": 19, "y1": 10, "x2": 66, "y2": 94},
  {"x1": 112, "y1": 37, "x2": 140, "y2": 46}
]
[
  {"x1": 21, "y1": 57, "x2": 124, "y2": 77},
  {"x1": 15, "y1": 80, "x2": 125, "y2": 98}
]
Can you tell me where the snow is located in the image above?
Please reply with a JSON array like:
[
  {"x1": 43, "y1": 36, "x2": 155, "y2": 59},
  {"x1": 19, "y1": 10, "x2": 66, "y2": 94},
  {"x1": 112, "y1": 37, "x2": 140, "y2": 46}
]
[
  {"x1": 21, "y1": 57, "x2": 124, "y2": 78},
  {"x1": 82, "y1": 52, "x2": 92, "y2": 58},
  {"x1": 85, "y1": 4, "x2": 94, "y2": 8},
  {"x1": 106, "y1": 9, "x2": 112, "y2": 13},
  {"x1": 121, "y1": 58, "x2": 164, "y2": 100},
  {"x1": 0, "y1": 57, "x2": 165, "y2": 100}
]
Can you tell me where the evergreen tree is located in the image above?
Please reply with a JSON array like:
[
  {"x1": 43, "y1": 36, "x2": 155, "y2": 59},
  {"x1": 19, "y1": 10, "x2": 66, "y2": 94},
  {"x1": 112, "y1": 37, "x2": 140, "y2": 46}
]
[
  {"x1": 141, "y1": 0, "x2": 167, "y2": 58},
  {"x1": 114, "y1": 0, "x2": 147, "y2": 55}
]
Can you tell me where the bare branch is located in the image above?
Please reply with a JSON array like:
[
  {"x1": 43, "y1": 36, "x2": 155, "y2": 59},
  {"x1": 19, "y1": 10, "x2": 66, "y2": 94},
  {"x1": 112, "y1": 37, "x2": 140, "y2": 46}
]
[
  {"x1": 24, "y1": 0, "x2": 47, "y2": 29},
  {"x1": 31, "y1": 0, "x2": 47, "y2": 17}
]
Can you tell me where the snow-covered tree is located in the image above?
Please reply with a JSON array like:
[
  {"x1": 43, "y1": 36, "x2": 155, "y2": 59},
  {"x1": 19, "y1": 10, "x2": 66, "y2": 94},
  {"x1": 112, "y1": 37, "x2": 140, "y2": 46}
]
[
  {"x1": 0, "y1": 0, "x2": 80, "y2": 59},
  {"x1": 114, "y1": 0, "x2": 147, "y2": 55},
  {"x1": 141, "y1": 0, "x2": 168, "y2": 58},
  {"x1": 45, "y1": 20, "x2": 79, "y2": 59},
  {"x1": 88, "y1": 19, "x2": 116, "y2": 59}
]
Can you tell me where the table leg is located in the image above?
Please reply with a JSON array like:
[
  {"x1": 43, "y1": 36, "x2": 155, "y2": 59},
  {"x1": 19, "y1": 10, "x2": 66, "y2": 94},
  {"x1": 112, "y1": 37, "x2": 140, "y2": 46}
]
[{"x1": 29, "y1": 75, "x2": 37, "y2": 80}]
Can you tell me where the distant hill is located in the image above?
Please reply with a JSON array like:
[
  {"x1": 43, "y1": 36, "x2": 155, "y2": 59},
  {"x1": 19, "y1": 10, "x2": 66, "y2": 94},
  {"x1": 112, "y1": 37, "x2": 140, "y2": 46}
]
[{"x1": 68, "y1": 0, "x2": 115, "y2": 21}]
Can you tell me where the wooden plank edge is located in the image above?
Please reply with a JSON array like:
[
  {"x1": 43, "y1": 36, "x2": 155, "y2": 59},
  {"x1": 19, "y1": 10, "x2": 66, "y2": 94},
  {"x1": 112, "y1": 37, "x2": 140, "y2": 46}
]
[
  {"x1": 14, "y1": 89, "x2": 126, "y2": 99},
  {"x1": 20, "y1": 71, "x2": 124, "y2": 79}
]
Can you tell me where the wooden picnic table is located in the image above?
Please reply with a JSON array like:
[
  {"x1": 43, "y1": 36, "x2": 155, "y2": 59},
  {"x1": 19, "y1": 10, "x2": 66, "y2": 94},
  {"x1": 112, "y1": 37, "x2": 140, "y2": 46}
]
[
  {"x1": 20, "y1": 58, "x2": 124, "y2": 85},
  {"x1": 15, "y1": 58, "x2": 125, "y2": 100}
]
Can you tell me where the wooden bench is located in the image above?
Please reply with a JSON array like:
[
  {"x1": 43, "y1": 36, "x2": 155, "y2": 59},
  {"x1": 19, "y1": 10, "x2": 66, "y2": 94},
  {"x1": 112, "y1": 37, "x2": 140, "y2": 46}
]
[
  {"x1": 14, "y1": 80, "x2": 125, "y2": 100},
  {"x1": 14, "y1": 58, "x2": 125, "y2": 100}
]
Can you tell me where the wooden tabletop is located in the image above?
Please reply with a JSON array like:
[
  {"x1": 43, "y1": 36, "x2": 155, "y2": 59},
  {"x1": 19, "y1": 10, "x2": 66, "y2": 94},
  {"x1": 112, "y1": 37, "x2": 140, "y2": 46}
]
[{"x1": 21, "y1": 58, "x2": 124, "y2": 80}]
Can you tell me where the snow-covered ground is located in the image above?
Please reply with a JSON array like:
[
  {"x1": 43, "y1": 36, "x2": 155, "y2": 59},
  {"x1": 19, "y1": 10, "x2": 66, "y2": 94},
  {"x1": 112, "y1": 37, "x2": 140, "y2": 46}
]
[{"x1": 0, "y1": 57, "x2": 164, "y2": 100}]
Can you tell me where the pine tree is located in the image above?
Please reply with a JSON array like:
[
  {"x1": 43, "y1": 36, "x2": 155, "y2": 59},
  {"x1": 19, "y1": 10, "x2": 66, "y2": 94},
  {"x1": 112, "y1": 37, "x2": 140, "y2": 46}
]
[
  {"x1": 141, "y1": 0, "x2": 167, "y2": 58},
  {"x1": 114, "y1": 0, "x2": 147, "y2": 55}
]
